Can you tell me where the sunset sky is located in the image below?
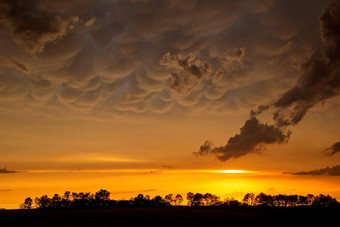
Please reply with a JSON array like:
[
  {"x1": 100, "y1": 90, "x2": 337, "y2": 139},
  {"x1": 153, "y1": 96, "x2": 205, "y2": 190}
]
[{"x1": 1, "y1": 0, "x2": 340, "y2": 209}]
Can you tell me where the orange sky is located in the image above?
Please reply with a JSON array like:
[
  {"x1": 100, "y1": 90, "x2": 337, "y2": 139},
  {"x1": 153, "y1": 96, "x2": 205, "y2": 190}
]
[{"x1": 1, "y1": 0, "x2": 340, "y2": 209}]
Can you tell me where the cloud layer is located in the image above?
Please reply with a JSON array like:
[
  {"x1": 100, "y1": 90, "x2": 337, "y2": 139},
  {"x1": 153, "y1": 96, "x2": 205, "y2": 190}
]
[{"x1": 0, "y1": 0, "x2": 328, "y2": 116}]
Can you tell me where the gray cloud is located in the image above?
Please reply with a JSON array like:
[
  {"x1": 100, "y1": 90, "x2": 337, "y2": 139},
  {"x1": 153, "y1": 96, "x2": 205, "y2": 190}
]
[
  {"x1": 160, "y1": 52, "x2": 211, "y2": 96},
  {"x1": 0, "y1": 167, "x2": 18, "y2": 173},
  {"x1": 325, "y1": 141, "x2": 340, "y2": 156},
  {"x1": 196, "y1": 117, "x2": 291, "y2": 161},
  {"x1": 0, "y1": 189, "x2": 12, "y2": 191},
  {"x1": 273, "y1": 0, "x2": 340, "y2": 126},
  {"x1": 0, "y1": 0, "x2": 330, "y2": 117},
  {"x1": 291, "y1": 164, "x2": 340, "y2": 176},
  {"x1": 0, "y1": 57, "x2": 29, "y2": 72},
  {"x1": 198, "y1": 0, "x2": 340, "y2": 161},
  {"x1": 0, "y1": 0, "x2": 79, "y2": 54},
  {"x1": 222, "y1": 47, "x2": 247, "y2": 72}
]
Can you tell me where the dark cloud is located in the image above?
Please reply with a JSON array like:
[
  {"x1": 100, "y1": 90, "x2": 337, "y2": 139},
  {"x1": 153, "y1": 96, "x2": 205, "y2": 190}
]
[
  {"x1": 196, "y1": 117, "x2": 291, "y2": 161},
  {"x1": 222, "y1": 47, "x2": 247, "y2": 72},
  {"x1": 0, "y1": 0, "x2": 330, "y2": 116},
  {"x1": 0, "y1": 57, "x2": 29, "y2": 72},
  {"x1": 0, "y1": 0, "x2": 79, "y2": 54},
  {"x1": 291, "y1": 164, "x2": 340, "y2": 176},
  {"x1": 0, "y1": 189, "x2": 12, "y2": 191},
  {"x1": 325, "y1": 141, "x2": 340, "y2": 156},
  {"x1": 0, "y1": 167, "x2": 18, "y2": 173},
  {"x1": 273, "y1": 0, "x2": 340, "y2": 126},
  {"x1": 160, "y1": 52, "x2": 211, "y2": 96},
  {"x1": 198, "y1": 0, "x2": 340, "y2": 161},
  {"x1": 250, "y1": 105, "x2": 269, "y2": 117}
]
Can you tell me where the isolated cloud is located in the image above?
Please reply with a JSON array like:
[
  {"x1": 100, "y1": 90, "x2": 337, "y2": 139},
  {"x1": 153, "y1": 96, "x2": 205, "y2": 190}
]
[
  {"x1": 0, "y1": 167, "x2": 17, "y2": 174},
  {"x1": 292, "y1": 164, "x2": 340, "y2": 176},
  {"x1": 325, "y1": 141, "x2": 340, "y2": 156},
  {"x1": 196, "y1": 117, "x2": 290, "y2": 161}
]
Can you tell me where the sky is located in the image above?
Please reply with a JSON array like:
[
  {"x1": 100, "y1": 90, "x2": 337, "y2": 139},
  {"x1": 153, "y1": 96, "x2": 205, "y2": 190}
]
[{"x1": 0, "y1": 0, "x2": 340, "y2": 209}]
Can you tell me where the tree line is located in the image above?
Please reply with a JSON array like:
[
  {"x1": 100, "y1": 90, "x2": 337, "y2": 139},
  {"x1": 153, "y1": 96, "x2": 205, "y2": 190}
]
[{"x1": 20, "y1": 189, "x2": 340, "y2": 209}]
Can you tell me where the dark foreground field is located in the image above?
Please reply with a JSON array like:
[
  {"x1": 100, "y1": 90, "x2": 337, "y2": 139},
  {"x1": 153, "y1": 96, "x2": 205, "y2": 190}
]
[{"x1": 1, "y1": 207, "x2": 339, "y2": 226}]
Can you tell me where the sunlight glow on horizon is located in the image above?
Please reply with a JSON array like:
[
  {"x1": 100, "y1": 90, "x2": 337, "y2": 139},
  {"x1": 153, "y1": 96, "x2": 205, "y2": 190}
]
[
  {"x1": 216, "y1": 170, "x2": 251, "y2": 173},
  {"x1": 23, "y1": 168, "x2": 256, "y2": 174}
]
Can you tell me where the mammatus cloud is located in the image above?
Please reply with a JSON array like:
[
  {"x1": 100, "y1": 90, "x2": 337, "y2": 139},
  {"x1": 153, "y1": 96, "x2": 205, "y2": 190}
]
[
  {"x1": 0, "y1": 57, "x2": 29, "y2": 72},
  {"x1": 160, "y1": 52, "x2": 211, "y2": 96},
  {"x1": 291, "y1": 165, "x2": 340, "y2": 176},
  {"x1": 0, "y1": 167, "x2": 17, "y2": 173},
  {"x1": 0, "y1": 0, "x2": 324, "y2": 115},
  {"x1": 198, "y1": 0, "x2": 340, "y2": 161},
  {"x1": 222, "y1": 47, "x2": 247, "y2": 72},
  {"x1": 0, "y1": 0, "x2": 79, "y2": 54},
  {"x1": 325, "y1": 141, "x2": 340, "y2": 156}
]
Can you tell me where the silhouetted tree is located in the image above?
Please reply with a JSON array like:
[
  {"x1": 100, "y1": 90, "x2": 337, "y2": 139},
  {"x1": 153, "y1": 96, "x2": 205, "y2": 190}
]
[
  {"x1": 151, "y1": 195, "x2": 168, "y2": 207},
  {"x1": 192, "y1": 193, "x2": 204, "y2": 206},
  {"x1": 243, "y1": 193, "x2": 255, "y2": 206},
  {"x1": 174, "y1": 194, "x2": 183, "y2": 206},
  {"x1": 312, "y1": 194, "x2": 340, "y2": 208},
  {"x1": 133, "y1": 194, "x2": 151, "y2": 207},
  {"x1": 20, "y1": 197, "x2": 33, "y2": 209},
  {"x1": 223, "y1": 198, "x2": 241, "y2": 207},
  {"x1": 35, "y1": 195, "x2": 51, "y2": 209},
  {"x1": 307, "y1": 194, "x2": 315, "y2": 205},
  {"x1": 297, "y1": 195, "x2": 308, "y2": 206},
  {"x1": 187, "y1": 192, "x2": 195, "y2": 206},
  {"x1": 21, "y1": 189, "x2": 339, "y2": 210},
  {"x1": 164, "y1": 194, "x2": 174, "y2": 205},
  {"x1": 274, "y1": 194, "x2": 287, "y2": 207},
  {"x1": 95, "y1": 189, "x2": 110, "y2": 207},
  {"x1": 51, "y1": 194, "x2": 62, "y2": 208},
  {"x1": 60, "y1": 191, "x2": 72, "y2": 208},
  {"x1": 203, "y1": 193, "x2": 221, "y2": 206},
  {"x1": 255, "y1": 193, "x2": 267, "y2": 206},
  {"x1": 287, "y1": 195, "x2": 298, "y2": 207},
  {"x1": 72, "y1": 192, "x2": 94, "y2": 208}
]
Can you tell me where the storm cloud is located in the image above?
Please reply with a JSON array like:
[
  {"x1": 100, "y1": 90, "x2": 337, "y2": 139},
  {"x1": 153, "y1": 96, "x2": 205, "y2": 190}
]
[
  {"x1": 0, "y1": 0, "x2": 79, "y2": 54},
  {"x1": 0, "y1": 0, "x2": 327, "y2": 116},
  {"x1": 198, "y1": 0, "x2": 340, "y2": 161},
  {"x1": 196, "y1": 117, "x2": 290, "y2": 161},
  {"x1": 273, "y1": 0, "x2": 340, "y2": 126}
]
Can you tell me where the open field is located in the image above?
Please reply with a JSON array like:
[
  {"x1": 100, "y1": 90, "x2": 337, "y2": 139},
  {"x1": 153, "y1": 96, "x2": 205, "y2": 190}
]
[{"x1": 0, "y1": 207, "x2": 339, "y2": 226}]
